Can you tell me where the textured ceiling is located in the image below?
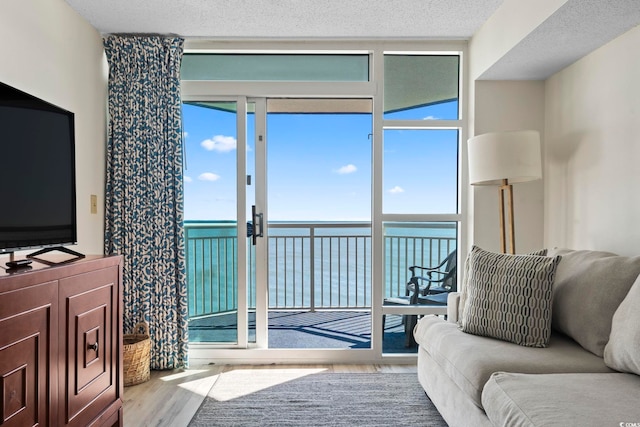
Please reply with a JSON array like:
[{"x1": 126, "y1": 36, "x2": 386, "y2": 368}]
[
  {"x1": 64, "y1": 0, "x2": 640, "y2": 80},
  {"x1": 481, "y1": 0, "x2": 640, "y2": 79},
  {"x1": 63, "y1": 0, "x2": 503, "y2": 39}
]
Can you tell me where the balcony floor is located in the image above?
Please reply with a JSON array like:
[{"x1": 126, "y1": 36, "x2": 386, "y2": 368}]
[{"x1": 188, "y1": 310, "x2": 417, "y2": 353}]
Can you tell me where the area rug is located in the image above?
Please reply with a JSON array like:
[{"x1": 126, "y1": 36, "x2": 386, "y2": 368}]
[{"x1": 189, "y1": 371, "x2": 448, "y2": 426}]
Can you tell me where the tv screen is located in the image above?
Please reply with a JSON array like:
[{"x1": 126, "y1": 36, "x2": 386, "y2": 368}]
[{"x1": 0, "y1": 82, "x2": 77, "y2": 254}]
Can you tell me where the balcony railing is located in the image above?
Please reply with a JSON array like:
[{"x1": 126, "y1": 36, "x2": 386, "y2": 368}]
[{"x1": 185, "y1": 221, "x2": 456, "y2": 319}]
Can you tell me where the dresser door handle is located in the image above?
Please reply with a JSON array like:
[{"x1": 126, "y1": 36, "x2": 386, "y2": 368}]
[{"x1": 88, "y1": 342, "x2": 99, "y2": 352}]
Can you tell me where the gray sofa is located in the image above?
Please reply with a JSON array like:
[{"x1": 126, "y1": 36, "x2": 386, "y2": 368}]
[{"x1": 414, "y1": 248, "x2": 640, "y2": 427}]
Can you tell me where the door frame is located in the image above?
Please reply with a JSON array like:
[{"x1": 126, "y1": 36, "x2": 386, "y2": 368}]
[
  {"x1": 185, "y1": 95, "x2": 383, "y2": 362},
  {"x1": 252, "y1": 98, "x2": 269, "y2": 349}
]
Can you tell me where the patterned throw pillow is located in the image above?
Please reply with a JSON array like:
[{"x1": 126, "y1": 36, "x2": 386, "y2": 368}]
[
  {"x1": 460, "y1": 246, "x2": 561, "y2": 347},
  {"x1": 458, "y1": 247, "x2": 548, "y2": 327}
]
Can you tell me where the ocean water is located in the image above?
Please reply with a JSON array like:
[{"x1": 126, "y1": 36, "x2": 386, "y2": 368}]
[{"x1": 185, "y1": 221, "x2": 456, "y2": 317}]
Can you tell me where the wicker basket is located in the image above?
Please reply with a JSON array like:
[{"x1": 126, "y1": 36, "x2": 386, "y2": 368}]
[{"x1": 123, "y1": 322, "x2": 151, "y2": 387}]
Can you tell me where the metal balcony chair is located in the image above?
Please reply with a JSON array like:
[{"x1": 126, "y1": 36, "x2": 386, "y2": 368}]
[
  {"x1": 383, "y1": 249, "x2": 457, "y2": 347},
  {"x1": 409, "y1": 248, "x2": 458, "y2": 304}
]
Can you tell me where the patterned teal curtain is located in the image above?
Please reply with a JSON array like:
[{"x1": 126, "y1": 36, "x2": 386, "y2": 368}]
[{"x1": 103, "y1": 36, "x2": 188, "y2": 369}]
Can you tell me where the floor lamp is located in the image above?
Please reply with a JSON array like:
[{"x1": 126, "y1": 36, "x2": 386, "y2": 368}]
[{"x1": 467, "y1": 130, "x2": 542, "y2": 254}]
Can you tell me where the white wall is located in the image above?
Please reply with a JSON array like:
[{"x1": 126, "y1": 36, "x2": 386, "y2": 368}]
[
  {"x1": 0, "y1": 0, "x2": 107, "y2": 255},
  {"x1": 472, "y1": 81, "x2": 546, "y2": 254},
  {"x1": 467, "y1": 0, "x2": 562, "y2": 255},
  {"x1": 544, "y1": 24, "x2": 640, "y2": 256}
]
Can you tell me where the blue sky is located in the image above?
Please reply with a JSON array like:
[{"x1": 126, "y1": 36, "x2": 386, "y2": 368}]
[{"x1": 182, "y1": 101, "x2": 458, "y2": 221}]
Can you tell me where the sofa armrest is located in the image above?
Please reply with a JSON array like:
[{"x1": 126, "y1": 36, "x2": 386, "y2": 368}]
[{"x1": 447, "y1": 292, "x2": 461, "y2": 323}]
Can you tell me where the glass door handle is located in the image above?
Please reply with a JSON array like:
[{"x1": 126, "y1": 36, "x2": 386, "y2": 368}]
[{"x1": 251, "y1": 205, "x2": 264, "y2": 245}]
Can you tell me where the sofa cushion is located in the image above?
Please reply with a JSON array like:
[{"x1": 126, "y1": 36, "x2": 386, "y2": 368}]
[
  {"x1": 460, "y1": 246, "x2": 560, "y2": 347},
  {"x1": 604, "y1": 274, "x2": 640, "y2": 374},
  {"x1": 414, "y1": 316, "x2": 612, "y2": 408},
  {"x1": 549, "y1": 248, "x2": 640, "y2": 357},
  {"x1": 482, "y1": 372, "x2": 640, "y2": 427},
  {"x1": 458, "y1": 248, "x2": 548, "y2": 327}
]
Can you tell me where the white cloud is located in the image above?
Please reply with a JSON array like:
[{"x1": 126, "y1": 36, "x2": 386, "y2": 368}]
[
  {"x1": 335, "y1": 164, "x2": 357, "y2": 174},
  {"x1": 423, "y1": 115, "x2": 440, "y2": 120},
  {"x1": 201, "y1": 135, "x2": 237, "y2": 152},
  {"x1": 198, "y1": 172, "x2": 220, "y2": 182},
  {"x1": 184, "y1": 175, "x2": 193, "y2": 183},
  {"x1": 388, "y1": 186, "x2": 405, "y2": 194}
]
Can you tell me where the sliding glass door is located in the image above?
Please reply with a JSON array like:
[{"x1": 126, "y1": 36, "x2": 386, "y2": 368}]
[
  {"x1": 182, "y1": 98, "x2": 374, "y2": 351},
  {"x1": 265, "y1": 99, "x2": 373, "y2": 350},
  {"x1": 183, "y1": 99, "x2": 254, "y2": 347}
]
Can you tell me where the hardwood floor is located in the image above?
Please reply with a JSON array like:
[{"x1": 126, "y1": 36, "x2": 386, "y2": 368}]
[{"x1": 122, "y1": 363, "x2": 417, "y2": 426}]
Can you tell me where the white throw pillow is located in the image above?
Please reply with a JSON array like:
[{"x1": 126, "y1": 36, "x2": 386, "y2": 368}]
[
  {"x1": 549, "y1": 248, "x2": 640, "y2": 357},
  {"x1": 604, "y1": 275, "x2": 640, "y2": 375}
]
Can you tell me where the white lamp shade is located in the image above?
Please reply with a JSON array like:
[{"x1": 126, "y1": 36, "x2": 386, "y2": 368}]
[{"x1": 468, "y1": 130, "x2": 542, "y2": 185}]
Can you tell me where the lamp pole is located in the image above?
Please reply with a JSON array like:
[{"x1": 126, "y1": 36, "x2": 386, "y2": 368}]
[{"x1": 498, "y1": 179, "x2": 515, "y2": 254}]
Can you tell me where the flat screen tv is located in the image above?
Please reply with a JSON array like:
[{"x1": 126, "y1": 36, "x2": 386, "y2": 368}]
[{"x1": 0, "y1": 81, "x2": 80, "y2": 257}]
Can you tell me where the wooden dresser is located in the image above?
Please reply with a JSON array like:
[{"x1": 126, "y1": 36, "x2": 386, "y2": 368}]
[{"x1": 0, "y1": 255, "x2": 123, "y2": 427}]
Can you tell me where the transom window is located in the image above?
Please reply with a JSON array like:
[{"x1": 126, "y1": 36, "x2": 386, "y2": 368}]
[{"x1": 182, "y1": 53, "x2": 369, "y2": 81}]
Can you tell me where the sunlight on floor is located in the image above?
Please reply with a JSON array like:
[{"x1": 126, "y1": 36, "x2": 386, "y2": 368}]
[
  {"x1": 160, "y1": 369, "x2": 211, "y2": 382},
  {"x1": 156, "y1": 369, "x2": 223, "y2": 398},
  {"x1": 176, "y1": 375, "x2": 222, "y2": 397},
  {"x1": 208, "y1": 367, "x2": 329, "y2": 401}
]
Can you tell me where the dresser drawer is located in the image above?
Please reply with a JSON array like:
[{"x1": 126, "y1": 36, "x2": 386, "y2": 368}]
[
  {"x1": 0, "y1": 281, "x2": 57, "y2": 427},
  {"x1": 59, "y1": 267, "x2": 119, "y2": 427}
]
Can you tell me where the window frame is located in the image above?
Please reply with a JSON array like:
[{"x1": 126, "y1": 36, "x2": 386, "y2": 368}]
[
  {"x1": 181, "y1": 40, "x2": 468, "y2": 363},
  {"x1": 377, "y1": 51, "x2": 465, "y2": 355}
]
